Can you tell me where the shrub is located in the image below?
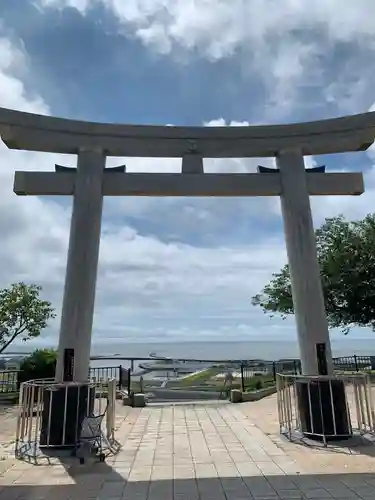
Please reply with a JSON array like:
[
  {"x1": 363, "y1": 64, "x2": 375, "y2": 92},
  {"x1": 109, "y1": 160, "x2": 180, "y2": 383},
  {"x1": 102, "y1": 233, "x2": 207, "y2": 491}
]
[
  {"x1": 254, "y1": 379, "x2": 263, "y2": 391},
  {"x1": 18, "y1": 348, "x2": 57, "y2": 385}
]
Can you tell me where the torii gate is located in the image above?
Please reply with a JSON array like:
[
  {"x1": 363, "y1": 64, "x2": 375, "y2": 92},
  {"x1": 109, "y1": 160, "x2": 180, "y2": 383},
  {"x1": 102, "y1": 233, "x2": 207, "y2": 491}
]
[{"x1": 0, "y1": 108, "x2": 372, "y2": 390}]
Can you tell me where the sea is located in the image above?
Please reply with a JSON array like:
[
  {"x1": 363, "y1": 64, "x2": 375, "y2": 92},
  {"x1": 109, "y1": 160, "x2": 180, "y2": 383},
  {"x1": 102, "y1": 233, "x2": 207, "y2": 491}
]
[
  {"x1": 2, "y1": 339, "x2": 375, "y2": 370},
  {"x1": 78, "y1": 338, "x2": 375, "y2": 369}
]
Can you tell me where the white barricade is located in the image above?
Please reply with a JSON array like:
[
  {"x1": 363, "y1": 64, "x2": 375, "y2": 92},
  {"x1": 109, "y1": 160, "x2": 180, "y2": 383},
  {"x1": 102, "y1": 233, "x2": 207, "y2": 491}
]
[
  {"x1": 276, "y1": 373, "x2": 375, "y2": 446},
  {"x1": 15, "y1": 377, "x2": 120, "y2": 462}
]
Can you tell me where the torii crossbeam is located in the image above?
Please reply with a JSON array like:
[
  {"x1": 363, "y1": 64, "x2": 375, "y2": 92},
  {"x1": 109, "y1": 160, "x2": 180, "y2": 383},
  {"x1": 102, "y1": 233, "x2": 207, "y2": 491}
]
[{"x1": 14, "y1": 169, "x2": 364, "y2": 197}]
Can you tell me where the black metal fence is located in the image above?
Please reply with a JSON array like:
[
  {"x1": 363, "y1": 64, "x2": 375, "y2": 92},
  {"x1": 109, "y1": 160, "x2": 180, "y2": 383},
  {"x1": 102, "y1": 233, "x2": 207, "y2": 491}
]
[
  {"x1": 1, "y1": 355, "x2": 374, "y2": 397},
  {"x1": 239, "y1": 356, "x2": 375, "y2": 392},
  {"x1": 0, "y1": 365, "x2": 130, "y2": 395},
  {"x1": 333, "y1": 355, "x2": 375, "y2": 372},
  {"x1": 88, "y1": 365, "x2": 130, "y2": 390},
  {"x1": 240, "y1": 360, "x2": 302, "y2": 392}
]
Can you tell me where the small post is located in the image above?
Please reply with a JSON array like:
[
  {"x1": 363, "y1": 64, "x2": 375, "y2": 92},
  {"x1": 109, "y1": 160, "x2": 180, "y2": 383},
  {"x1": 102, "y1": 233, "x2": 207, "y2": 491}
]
[
  {"x1": 240, "y1": 364, "x2": 245, "y2": 392},
  {"x1": 127, "y1": 368, "x2": 131, "y2": 394},
  {"x1": 354, "y1": 355, "x2": 359, "y2": 372},
  {"x1": 272, "y1": 362, "x2": 277, "y2": 381},
  {"x1": 118, "y1": 365, "x2": 123, "y2": 389}
]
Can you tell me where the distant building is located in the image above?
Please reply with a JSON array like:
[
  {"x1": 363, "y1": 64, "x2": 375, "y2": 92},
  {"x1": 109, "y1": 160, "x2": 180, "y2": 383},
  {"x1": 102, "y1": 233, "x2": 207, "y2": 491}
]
[
  {"x1": 5, "y1": 358, "x2": 21, "y2": 371},
  {"x1": 0, "y1": 356, "x2": 23, "y2": 371}
]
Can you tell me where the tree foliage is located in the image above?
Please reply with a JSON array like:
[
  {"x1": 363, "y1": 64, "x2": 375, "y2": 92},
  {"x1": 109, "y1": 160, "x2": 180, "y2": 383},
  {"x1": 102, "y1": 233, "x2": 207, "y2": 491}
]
[
  {"x1": 251, "y1": 214, "x2": 375, "y2": 334},
  {"x1": 0, "y1": 283, "x2": 55, "y2": 354},
  {"x1": 18, "y1": 348, "x2": 57, "y2": 384}
]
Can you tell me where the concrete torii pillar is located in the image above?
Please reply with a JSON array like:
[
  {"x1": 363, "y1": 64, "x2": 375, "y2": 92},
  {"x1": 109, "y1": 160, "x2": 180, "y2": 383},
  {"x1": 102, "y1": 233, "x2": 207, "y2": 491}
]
[
  {"x1": 55, "y1": 149, "x2": 106, "y2": 382},
  {"x1": 277, "y1": 149, "x2": 333, "y2": 375}
]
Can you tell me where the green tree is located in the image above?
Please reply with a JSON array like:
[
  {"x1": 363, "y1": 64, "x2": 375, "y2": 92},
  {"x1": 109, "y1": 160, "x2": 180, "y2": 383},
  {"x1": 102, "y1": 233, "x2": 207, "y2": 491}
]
[
  {"x1": 0, "y1": 282, "x2": 55, "y2": 354},
  {"x1": 252, "y1": 214, "x2": 375, "y2": 334},
  {"x1": 18, "y1": 348, "x2": 57, "y2": 384}
]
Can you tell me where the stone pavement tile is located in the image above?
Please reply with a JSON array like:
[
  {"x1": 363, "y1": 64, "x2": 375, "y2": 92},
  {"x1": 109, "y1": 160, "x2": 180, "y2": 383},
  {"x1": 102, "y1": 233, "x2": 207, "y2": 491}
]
[
  {"x1": 267, "y1": 475, "x2": 299, "y2": 490},
  {"x1": 173, "y1": 477, "x2": 199, "y2": 498},
  {"x1": 173, "y1": 494, "x2": 200, "y2": 500},
  {"x1": 173, "y1": 457, "x2": 194, "y2": 466},
  {"x1": 192, "y1": 456, "x2": 213, "y2": 465},
  {"x1": 242, "y1": 476, "x2": 278, "y2": 498},
  {"x1": 209, "y1": 451, "x2": 234, "y2": 463},
  {"x1": 132, "y1": 456, "x2": 154, "y2": 468},
  {"x1": 196, "y1": 477, "x2": 226, "y2": 500},
  {"x1": 299, "y1": 488, "x2": 333, "y2": 498},
  {"x1": 194, "y1": 463, "x2": 218, "y2": 479},
  {"x1": 365, "y1": 476, "x2": 375, "y2": 486},
  {"x1": 0, "y1": 486, "x2": 30, "y2": 500},
  {"x1": 277, "y1": 460, "x2": 305, "y2": 475},
  {"x1": 173, "y1": 465, "x2": 195, "y2": 479},
  {"x1": 147, "y1": 479, "x2": 173, "y2": 500},
  {"x1": 293, "y1": 477, "x2": 326, "y2": 489},
  {"x1": 0, "y1": 466, "x2": 24, "y2": 484},
  {"x1": 275, "y1": 489, "x2": 304, "y2": 499},
  {"x1": 151, "y1": 465, "x2": 173, "y2": 481},
  {"x1": 14, "y1": 470, "x2": 53, "y2": 486},
  {"x1": 326, "y1": 485, "x2": 372, "y2": 498},
  {"x1": 215, "y1": 463, "x2": 241, "y2": 477},
  {"x1": 324, "y1": 490, "x2": 357, "y2": 499},
  {"x1": 248, "y1": 452, "x2": 275, "y2": 462},
  {"x1": 229, "y1": 452, "x2": 254, "y2": 463},
  {"x1": 112, "y1": 465, "x2": 131, "y2": 479},
  {"x1": 256, "y1": 462, "x2": 285, "y2": 476},
  {"x1": 220, "y1": 477, "x2": 252, "y2": 498},
  {"x1": 121, "y1": 480, "x2": 150, "y2": 500},
  {"x1": 128, "y1": 465, "x2": 152, "y2": 482},
  {"x1": 98, "y1": 479, "x2": 126, "y2": 498},
  {"x1": 0, "y1": 459, "x2": 14, "y2": 475},
  {"x1": 236, "y1": 462, "x2": 263, "y2": 476}
]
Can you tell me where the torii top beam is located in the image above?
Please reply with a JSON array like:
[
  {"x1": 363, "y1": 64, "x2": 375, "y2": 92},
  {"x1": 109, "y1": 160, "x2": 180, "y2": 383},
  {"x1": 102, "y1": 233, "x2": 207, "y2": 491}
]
[{"x1": 0, "y1": 107, "x2": 374, "y2": 157}]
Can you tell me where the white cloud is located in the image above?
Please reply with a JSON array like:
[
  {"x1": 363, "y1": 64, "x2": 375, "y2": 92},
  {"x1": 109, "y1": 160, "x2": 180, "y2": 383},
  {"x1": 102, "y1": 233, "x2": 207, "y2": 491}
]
[
  {"x1": 39, "y1": 0, "x2": 375, "y2": 117},
  {"x1": 40, "y1": 0, "x2": 375, "y2": 54}
]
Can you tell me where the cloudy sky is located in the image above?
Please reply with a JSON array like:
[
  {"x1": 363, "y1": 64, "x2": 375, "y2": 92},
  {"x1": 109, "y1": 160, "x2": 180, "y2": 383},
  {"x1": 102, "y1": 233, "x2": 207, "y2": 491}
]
[{"x1": 1, "y1": 0, "x2": 375, "y2": 348}]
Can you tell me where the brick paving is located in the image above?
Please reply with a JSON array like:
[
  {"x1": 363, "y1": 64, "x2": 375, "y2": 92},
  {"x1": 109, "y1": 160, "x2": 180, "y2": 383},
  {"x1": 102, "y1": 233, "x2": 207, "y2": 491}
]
[{"x1": 0, "y1": 399, "x2": 375, "y2": 498}]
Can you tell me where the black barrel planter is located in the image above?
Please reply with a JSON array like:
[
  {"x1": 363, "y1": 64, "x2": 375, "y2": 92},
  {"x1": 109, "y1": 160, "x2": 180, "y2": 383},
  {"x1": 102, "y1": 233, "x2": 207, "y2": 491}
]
[
  {"x1": 296, "y1": 377, "x2": 352, "y2": 441},
  {"x1": 40, "y1": 383, "x2": 95, "y2": 447}
]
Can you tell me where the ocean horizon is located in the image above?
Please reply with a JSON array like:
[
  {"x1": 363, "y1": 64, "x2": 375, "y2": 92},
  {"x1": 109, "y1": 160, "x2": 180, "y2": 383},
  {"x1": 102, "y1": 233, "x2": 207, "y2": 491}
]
[{"x1": 2, "y1": 338, "x2": 375, "y2": 369}]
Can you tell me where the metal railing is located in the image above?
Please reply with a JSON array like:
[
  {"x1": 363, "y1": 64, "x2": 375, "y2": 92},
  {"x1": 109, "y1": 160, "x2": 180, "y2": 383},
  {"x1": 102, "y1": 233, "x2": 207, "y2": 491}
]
[
  {"x1": 0, "y1": 366, "x2": 127, "y2": 396},
  {"x1": 333, "y1": 355, "x2": 374, "y2": 372},
  {"x1": 3, "y1": 354, "x2": 374, "y2": 404},
  {"x1": 277, "y1": 373, "x2": 375, "y2": 446},
  {"x1": 240, "y1": 360, "x2": 301, "y2": 392},
  {"x1": 15, "y1": 377, "x2": 119, "y2": 463},
  {"x1": 88, "y1": 365, "x2": 127, "y2": 389},
  {"x1": 0, "y1": 370, "x2": 19, "y2": 393}
]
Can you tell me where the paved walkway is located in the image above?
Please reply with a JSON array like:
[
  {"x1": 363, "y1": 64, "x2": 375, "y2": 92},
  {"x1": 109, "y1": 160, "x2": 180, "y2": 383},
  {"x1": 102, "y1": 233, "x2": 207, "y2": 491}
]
[{"x1": 1, "y1": 399, "x2": 375, "y2": 498}]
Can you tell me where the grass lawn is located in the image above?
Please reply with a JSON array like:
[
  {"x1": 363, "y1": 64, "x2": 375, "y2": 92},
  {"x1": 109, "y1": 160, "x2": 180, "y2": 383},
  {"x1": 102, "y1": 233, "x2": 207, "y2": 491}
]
[
  {"x1": 243, "y1": 374, "x2": 275, "y2": 393},
  {"x1": 127, "y1": 369, "x2": 277, "y2": 396},
  {"x1": 176, "y1": 367, "x2": 223, "y2": 387}
]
